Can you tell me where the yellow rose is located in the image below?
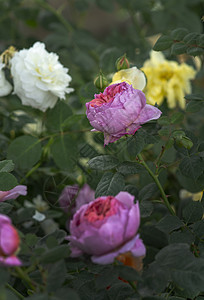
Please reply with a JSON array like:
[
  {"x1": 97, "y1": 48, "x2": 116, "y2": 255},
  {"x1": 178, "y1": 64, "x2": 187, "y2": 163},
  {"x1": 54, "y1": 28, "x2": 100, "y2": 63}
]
[
  {"x1": 111, "y1": 66, "x2": 146, "y2": 91},
  {"x1": 180, "y1": 189, "x2": 203, "y2": 201},
  {"x1": 141, "y1": 51, "x2": 196, "y2": 109}
]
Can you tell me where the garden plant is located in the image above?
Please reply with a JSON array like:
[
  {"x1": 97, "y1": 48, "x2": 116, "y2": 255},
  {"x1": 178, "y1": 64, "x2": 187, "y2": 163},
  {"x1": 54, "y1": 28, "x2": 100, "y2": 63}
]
[{"x1": 0, "y1": 0, "x2": 204, "y2": 299}]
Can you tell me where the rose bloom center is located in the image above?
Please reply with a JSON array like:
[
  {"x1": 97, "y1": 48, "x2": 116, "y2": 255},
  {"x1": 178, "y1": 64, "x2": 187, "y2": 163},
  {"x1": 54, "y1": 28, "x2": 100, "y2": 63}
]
[
  {"x1": 84, "y1": 196, "x2": 118, "y2": 222},
  {"x1": 89, "y1": 84, "x2": 124, "y2": 107}
]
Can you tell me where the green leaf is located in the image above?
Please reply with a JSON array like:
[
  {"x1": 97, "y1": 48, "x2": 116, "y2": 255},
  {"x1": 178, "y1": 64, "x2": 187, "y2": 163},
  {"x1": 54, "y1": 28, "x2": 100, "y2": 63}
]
[
  {"x1": 157, "y1": 116, "x2": 170, "y2": 126},
  {"x1": 7, "y1": 136, "x2": 42, "y2": 169},
  {"x1": 47, "y1": 261, "x2": 66, "y2": 292},
  {"x1": 171, "y1": 28, "x2": 189, "y2": 40},
  {"x1": 186, "y1": 47, "x2": 204, "y2": 56},
  {"x1": 158, "y1": 128, "x2": 169, "y2": 137},
  {"x1": 153, "y1": 35, "x2": 173, "y2": 51},
  {"x1": 116, "y1": 161, "x2": 144, "y2": 175},
  {"x1": 179, "y1": 156, "x2": 204, "y2": 179},
  {"x1": 37, "y1": 230, "x2": 67, "y2": 247},
  {"x1": 127, "y1": 130, "x2": 145, "y2": 157},
  {"x1": 95, "y1": 266, "x2": 118, "y2": 290},
  {"x1": 123, "y1": 185, "x2": 138, "y2": 198},
  {"x1": 138, "y1": 183, "x2": 157, "y2": 201},
  {"x1": 186, "y1": 101, "x2": 204, "y2": 112},
  {"x1": 40, "y1": 245, "x2": 70, "y2": 264},
  {"x1": 197, "y1": 34, "x2": 204, "y2": 47},
  {"x1": 170, "y1": 112, "x2": 184, "y2": 124},
  {"x1": 61, "y1": 114, "x2": 84, "y2": 129},
  {"x1": 0, "y1": 172, "x2": 18, "y2": 191},
  {"x1": 192, "y1": 220, "x2": 204, "y2": 239},
  {"x1": 185, "y1": 94, "x2": 204, "y2": 101},
  {"x1": 156, "y1": 215, "x2": 184, "y2": 234},
  {"x1": 0, "y1": 202, "x2": 13, "y2": 214},
  {"x1": 140, "y1": 200, "x2": 153, "y2": 217},
  {"x1": 155, "y1": 243, "x2": 194, "y2": 268},
  {"x1": 183, "y1": 201, "x2": 203, "y2": 223},
  {"x1": 183, "y1": 32, "x2": 199, "y2": 44},
  {"x1": 171, "y1": 42, "x2": 187, "y2": 55},
  {"x1": 169, "y1": 230, "x2": 194, "y2": 245},
  {"x1": 176, "y1": 171, "x2": 204, "y2": 193},
  {"x1": 88, "y1": 155, "x2": 119, "y2": 171},
  {"x1": 172, "y1": 260, "x2": 204, "y2": 296},
  {"x1": 115, "y1": 265, "x2": 141, "y2": 281},
  {"x1": 0, "y1": 160, "x2": 14, "y2": 172},
  {"x1": 51, "y1": 134, "x2": 77, "y2": 171},
  {"x1": 95, "y1": 172, "x2": 125, "y2": 198},
  {"x1": 46, "y1": 101, "x2": 72, "y2": 131},
  {"x1": 55, "y1": 288, "x2": 81, "y2": 300},
  {"x1": 25, "y1": 234, "x2": 39, "y2": 247}
]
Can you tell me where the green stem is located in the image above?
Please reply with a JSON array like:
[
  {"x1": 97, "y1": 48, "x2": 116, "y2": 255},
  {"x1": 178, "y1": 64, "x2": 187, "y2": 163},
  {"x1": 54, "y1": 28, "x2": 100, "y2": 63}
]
[
  {"x1": 15, "y1": 267, "x2": 35, "y2": 291},
  {"x1": 137, "y1": 153, "x2": 175, "y2": 215},
  {"x1": 128, "y1": 280, "x2": 137, "y2": 291},
  {"x1": 36, "y1": 0, "x2": 73, "y2": 33},
  {"x1": 5, "y1": 283, "x2": 24, "y2": 299},
  {"x1": 20, "y1": 162, "x2": 41, "y2": 184}
]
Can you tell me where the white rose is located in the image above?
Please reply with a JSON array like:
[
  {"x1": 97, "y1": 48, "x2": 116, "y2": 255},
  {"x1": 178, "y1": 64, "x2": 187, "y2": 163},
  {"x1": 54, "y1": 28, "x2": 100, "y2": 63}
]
[
  {"x1": 0, "y1": 62, "x2": 12, "y2": 97},
  {"x1": 10, "y1": 42, "x2": 74, "y2": 112}
]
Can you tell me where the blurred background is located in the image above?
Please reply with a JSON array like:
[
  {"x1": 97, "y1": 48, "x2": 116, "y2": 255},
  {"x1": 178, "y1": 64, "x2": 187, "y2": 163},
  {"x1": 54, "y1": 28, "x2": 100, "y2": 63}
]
[{"x1": 0, "y1": 0, "x2": 203, "y2": 90}]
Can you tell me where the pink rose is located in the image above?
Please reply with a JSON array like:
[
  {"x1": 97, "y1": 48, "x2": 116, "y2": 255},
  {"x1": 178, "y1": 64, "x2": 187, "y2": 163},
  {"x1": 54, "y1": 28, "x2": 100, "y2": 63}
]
[
  {"x1": 0, "y1": 185, "x2": 27, "y2": 202},
  {"x1": 0, "y1": 214, "x2": 21, "y2": 266},
  {"x1": 86, "y1": 82, "x2": 162, "y2": 145},
  {"x1": 67, "y1": 191, "x2": 146, "y2": 264}
]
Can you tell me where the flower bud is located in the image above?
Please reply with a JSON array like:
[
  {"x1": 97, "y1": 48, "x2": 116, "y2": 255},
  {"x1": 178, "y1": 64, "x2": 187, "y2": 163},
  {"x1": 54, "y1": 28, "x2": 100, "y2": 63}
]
[
  {"x1": 94, "y1": 71, "x2": 108, "y2": 90},
  {"x1": 0, "y1": 214, "x2": 21, "y2": 266},
  {"x1": 115, "y1": 54, "x2": 130, "y2": 71}
]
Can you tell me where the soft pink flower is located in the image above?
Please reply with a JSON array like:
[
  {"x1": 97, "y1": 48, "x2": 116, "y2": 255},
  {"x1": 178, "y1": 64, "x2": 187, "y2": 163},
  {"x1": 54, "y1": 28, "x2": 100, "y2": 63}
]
[
  {"x1": 59, "y1": 184, "x2": 95, "y2": 229},
  {"x1": 0, "y1": 185, "x2": 27, "y2": 202},
  {"x1": 67, "y1": 191, "x2": 146, "y2": 264},
  {"x1": 0, "y1": 214, "x2": 21, "y2": 266},
  {"x1": 59, "y1": 184, "x2": 95, "y2": 214},
  {"x1": 86, "y1": 82, "x2": 162, "y2": 145}
]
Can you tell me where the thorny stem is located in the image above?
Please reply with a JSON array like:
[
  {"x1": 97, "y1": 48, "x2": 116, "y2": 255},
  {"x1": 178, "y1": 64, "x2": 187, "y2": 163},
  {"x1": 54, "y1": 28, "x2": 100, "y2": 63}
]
[{"x1": 137, "y1": 153, "x2": 175, "y2": 216}]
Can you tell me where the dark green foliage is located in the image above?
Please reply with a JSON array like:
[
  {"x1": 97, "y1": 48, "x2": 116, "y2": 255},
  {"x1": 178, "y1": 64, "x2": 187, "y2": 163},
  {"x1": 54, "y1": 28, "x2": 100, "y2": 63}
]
[{"x1": 0, "y1": 0, "x2": 204, "y2": 299}]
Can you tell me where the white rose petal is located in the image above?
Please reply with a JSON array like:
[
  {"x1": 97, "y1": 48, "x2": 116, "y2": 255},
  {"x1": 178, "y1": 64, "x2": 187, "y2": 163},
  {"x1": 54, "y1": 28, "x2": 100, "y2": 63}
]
[
  {"x1": 0, "y1": 62, "x2": 12, "y2": 97},
  {"x1": 10, "y1": 42, "x2": 74, "y2": 112}
]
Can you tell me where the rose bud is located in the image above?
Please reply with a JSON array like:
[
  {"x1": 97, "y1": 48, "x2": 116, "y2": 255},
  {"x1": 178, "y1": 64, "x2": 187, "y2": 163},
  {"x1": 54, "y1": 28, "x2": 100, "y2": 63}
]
[
  {"x1": 59, "y1": 184, "x2": 95, "y2": 229},
  {"x1": 67, "y1": 191, "x2": 146, "y2": 264},
  {"x1": 94, "y1": 71, "x2": 108, "y2": 91},
  {"x1": 0, "y1": 185, "x2": 27, "y2": 202},
  {"x1": 115, "y1": 54, "x2": 130, "y2": 71},
  {"x1": 86, "y1": 82, "x2": 162, "y2": 145},
  {"x1": 0, "y1": 214, "x2": 21, "y2": 266}
]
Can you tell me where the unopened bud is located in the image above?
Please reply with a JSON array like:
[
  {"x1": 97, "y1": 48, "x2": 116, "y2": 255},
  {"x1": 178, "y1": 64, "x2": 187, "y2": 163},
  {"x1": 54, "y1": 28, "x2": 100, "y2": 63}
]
[
  {"x1": 115, "y1": 54, "x2": 130, "y2": 71},
  {"x1": 94, "y1": 71, "x2": 108, "y2": 90}
]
